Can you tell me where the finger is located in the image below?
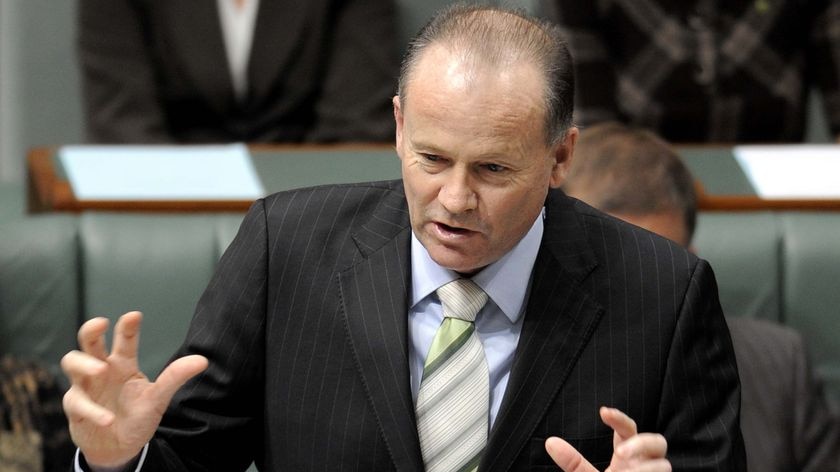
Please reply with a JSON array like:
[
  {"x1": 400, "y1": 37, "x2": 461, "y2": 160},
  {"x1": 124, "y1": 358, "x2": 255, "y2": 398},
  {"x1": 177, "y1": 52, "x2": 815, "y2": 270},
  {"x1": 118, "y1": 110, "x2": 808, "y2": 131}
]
[
  {"x1": 151, "y1": 355, "x2": 209, "y2": 408},
  {"x1": 61, "y1": 350, "x2": 108, "y2": 385},
  {"x1": 614, "y1": 433, "x2": 668, "y2": 461},
  {"x1": 640, "y1": 459, "x2": 671, "y2": 472},
  {"x1": 600, "y1": 406, "x2": 637, "y2": 444},
  {"x1": 606, "y1": 458, "x2": 672, "y2": 472},
  {"x1": 63, "y1": 385, "x2": 115, "y2": 427},
  {"x1": 111, "y1": 311, "x2": 143, "y2": 360},
  {"x1": 78, "y1": 317, "x2": 110, "y2": 360},
  {"x1": 545, "y1": 436, "x2": 597, "y2": 472}
]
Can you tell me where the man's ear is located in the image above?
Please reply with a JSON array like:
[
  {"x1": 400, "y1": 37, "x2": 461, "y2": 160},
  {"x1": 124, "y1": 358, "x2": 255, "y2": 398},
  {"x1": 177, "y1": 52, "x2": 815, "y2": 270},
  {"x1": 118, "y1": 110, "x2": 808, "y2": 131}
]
[
  {"x1": 549, "y1": 126, "x2": 578, "y2": 188},
  {"x1": 393, "y1": 95, "x2": 404, "y2": 153}
]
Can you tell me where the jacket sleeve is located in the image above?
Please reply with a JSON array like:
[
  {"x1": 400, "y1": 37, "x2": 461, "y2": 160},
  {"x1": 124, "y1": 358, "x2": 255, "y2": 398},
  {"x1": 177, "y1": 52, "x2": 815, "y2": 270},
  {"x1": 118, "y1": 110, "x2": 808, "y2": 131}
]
[
  {"x1": 656, "y1": 259, "x2": 747, "y2": 471},
  {"x1": 142, "y1": 199, "x2": 269, "y2": 471}
]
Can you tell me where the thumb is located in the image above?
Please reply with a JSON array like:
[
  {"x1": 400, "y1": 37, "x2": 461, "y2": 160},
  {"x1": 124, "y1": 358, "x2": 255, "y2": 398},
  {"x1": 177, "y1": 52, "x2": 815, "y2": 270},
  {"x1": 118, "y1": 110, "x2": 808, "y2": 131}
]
[
  {"x1": 151, "y1": 355, "x2": 208, "y2": 406},
  {"x1": 545, "y1": 437, "x2": 597, "y2": 472}
]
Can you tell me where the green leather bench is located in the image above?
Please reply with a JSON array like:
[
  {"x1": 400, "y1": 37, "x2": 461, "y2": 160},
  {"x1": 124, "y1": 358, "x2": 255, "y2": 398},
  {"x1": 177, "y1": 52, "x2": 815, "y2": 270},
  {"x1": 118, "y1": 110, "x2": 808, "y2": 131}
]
[
  {"x1": 695, "y1": 212, "x2": 840, "y2": 411},
  {"x1": 0, "y1": 210, "x2": 244, "y2": 378}
]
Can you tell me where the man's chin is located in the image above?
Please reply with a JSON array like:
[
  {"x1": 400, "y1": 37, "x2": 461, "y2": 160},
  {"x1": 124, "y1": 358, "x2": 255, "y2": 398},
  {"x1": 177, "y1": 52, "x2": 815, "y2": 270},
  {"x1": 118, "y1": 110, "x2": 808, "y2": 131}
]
[{"x1": 426, "y1": 246, "x2": 487, "y2": 275}]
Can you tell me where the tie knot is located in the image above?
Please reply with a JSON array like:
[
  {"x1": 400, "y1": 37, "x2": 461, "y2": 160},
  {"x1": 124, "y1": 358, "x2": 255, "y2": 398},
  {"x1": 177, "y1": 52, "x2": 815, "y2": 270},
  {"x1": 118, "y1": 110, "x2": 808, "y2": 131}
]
[{"x1": 436, "y1": 279, "x2": 488, "y2": 322}]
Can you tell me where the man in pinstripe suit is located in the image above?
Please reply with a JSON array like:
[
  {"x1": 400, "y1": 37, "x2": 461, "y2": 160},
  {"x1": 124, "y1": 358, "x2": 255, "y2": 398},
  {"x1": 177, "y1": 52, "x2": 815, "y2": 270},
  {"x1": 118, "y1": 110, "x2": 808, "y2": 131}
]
[
  {"x1": 565, "y1": 121, "x2": 840, "y2": 472},
  {"x1": 62, "y1": 5, "x2": 745, "y2": 471}
]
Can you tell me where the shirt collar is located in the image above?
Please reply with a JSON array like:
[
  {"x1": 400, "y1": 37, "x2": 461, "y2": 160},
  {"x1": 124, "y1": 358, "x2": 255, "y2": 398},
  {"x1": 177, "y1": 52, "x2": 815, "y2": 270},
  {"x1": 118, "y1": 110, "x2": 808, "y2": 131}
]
[{"x1": 410, "y1": 209, "x2": 544, "y2": 323}]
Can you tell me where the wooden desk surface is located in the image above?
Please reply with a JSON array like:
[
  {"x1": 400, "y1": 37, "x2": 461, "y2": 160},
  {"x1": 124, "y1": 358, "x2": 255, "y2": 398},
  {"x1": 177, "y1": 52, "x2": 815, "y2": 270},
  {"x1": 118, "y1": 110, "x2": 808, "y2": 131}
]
[
  {"x1": 680, "y1": 146, "x2": 840, "y2": 211},
  {"x1": 26, "y1": 144, "x2": 840, "y2": 213},
  {"x1": 27, "y1": 144, "x2": 401, "y2": 213}
]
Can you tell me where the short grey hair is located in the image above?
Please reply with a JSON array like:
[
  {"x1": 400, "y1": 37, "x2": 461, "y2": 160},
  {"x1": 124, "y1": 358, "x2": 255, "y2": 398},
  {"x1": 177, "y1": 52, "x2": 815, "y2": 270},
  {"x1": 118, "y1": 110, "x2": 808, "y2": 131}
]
[
  {"x1": 564, "y1": 122, "x2": 698, "y2": 240},
  {"x1": 397, "y1": 3, "x2": 575, "y2": 145}
]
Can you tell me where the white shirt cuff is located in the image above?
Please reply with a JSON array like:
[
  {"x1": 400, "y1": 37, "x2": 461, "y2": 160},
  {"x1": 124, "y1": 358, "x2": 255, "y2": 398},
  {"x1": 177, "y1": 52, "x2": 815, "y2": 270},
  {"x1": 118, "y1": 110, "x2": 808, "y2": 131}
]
[{"x1": 74, "y1": 444, "x2": 149, "y2": 472}]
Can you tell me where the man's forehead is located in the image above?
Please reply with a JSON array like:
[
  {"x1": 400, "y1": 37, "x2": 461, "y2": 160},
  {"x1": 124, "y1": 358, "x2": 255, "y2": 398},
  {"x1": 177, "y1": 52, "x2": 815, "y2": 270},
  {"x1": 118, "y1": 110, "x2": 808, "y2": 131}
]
[
  {"x1": 403, "y1": 44, "x2": 544, "y2": 106},
  {"x1": 403, "y1": 45, "x2": 476, "y2": 96},
  {"x1": 418, "y1": 46, "x2": 477, "y2": 92}
]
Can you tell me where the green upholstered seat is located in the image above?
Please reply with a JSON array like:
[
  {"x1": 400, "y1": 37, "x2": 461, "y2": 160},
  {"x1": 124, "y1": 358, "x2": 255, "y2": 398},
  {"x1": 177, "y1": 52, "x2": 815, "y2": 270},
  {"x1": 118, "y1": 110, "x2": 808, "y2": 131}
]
[
  {"x1": 0, "y1": 215, "x2": 80, "y2": 375},
  {"x1": 79, "y1": 213, "x2": 226, "y2": 377},
  {"x1": 0, "y1": 212, "x2": 244, "y2": 378},
  {"x1": 780, "y1": 213, "x2": 840, "y2": 411},
  {"x1": 694, "y1": 212, "x2": 782, "y2": 322},
  {"x1": 0, "y1": 183, "x2": 25, "y2": 221}
]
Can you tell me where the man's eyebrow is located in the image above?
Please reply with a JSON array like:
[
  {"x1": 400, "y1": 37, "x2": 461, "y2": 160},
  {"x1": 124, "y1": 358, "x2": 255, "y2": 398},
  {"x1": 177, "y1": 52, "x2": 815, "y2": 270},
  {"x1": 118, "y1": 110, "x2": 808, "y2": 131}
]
[{"x1": 408, "y1": 139, "x2": 447, "y2": 155}]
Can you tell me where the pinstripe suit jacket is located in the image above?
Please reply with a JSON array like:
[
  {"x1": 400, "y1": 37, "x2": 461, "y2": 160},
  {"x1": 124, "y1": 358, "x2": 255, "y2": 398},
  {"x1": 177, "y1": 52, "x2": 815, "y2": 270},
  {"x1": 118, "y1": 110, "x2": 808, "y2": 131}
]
[{"x1": 143, "y1": 180, "x2": 745, "y2": 471}]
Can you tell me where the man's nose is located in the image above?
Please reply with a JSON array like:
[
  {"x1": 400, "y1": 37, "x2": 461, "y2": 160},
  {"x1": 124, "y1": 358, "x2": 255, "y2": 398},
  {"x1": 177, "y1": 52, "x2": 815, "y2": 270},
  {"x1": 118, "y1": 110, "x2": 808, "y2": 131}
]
[{"x1": 438, "y1": 170, "x2": 477, "y2": 214}]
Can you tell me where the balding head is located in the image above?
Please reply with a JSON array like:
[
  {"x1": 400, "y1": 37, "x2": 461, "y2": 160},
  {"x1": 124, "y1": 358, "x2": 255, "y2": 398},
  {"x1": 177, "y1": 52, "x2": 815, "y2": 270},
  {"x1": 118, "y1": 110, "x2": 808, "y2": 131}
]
[{"x1": 397, "y1": 4, "x2": 575, "y2": 145}]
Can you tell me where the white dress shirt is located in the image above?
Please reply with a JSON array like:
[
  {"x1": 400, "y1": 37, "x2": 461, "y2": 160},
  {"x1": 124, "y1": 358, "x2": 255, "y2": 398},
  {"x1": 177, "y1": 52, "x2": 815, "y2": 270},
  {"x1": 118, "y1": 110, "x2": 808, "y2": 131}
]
[{"x1": 216, "y1": 0, "x2": 260, "y2": 101}]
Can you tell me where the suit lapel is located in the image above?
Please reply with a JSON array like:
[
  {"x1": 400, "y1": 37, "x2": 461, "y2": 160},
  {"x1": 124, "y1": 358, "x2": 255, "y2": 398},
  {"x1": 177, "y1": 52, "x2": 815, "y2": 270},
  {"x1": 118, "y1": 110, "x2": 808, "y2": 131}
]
[
  {"x1": 338, "y1": 187, "x2": 424, "y2": 472},
  {"x1": 162, "y1": 0, "x2": 236, "y2": 114},
  {"x1": 483, "y1": 191, "x2": 605, "y2": 472}
]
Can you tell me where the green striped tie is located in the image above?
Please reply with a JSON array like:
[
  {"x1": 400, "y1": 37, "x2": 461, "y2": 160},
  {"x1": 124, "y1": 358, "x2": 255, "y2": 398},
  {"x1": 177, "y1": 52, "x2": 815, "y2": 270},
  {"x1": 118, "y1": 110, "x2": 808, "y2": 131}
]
[{"x1": 416, "y1": 279, "x2": 489, "y2": 472}]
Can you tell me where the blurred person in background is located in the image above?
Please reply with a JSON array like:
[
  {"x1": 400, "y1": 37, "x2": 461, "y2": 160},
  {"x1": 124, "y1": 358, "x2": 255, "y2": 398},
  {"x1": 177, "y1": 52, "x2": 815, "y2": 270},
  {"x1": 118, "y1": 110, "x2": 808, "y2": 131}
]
[
  {"x1": 540, "y1": 1, "x2": 840, "y2": 143},
  {"x1": 564, "y1": 121, "x2": 840, "y2": 471},
  {"x1": 78, "y1": 0, "x2": 398, "y2": 144},
  {"x1": 0, "y1": 356, "x2": 74, "y2": 472}
]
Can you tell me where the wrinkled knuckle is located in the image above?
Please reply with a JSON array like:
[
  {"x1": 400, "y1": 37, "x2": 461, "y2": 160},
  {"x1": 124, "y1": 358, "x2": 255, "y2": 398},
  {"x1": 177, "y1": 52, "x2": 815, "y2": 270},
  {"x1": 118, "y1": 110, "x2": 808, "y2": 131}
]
[{"x1": 565, "y1": 453, "x2": 584, "y2": 471}]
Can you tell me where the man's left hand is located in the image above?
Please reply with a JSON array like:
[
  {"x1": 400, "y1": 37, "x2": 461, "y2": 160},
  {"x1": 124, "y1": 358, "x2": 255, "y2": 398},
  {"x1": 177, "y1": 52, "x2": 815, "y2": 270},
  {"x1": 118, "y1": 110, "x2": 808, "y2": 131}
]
[{"x1": 545, "y1": 407, "x2": 671, "y2": 472}]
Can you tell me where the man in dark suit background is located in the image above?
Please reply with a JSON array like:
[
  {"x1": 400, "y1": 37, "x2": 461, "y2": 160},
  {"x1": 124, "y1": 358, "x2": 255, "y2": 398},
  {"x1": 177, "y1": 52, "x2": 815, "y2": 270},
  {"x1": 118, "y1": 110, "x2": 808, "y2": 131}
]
[
  {"x1": 564, "y1": 121, "x2": 840, "y2": 471},
  {"x1": 61, "y1": 5, "x2": 744, "y2": 471},
  {"x1": 77, "y1": 0, "x2": 398, "y2": 143}
]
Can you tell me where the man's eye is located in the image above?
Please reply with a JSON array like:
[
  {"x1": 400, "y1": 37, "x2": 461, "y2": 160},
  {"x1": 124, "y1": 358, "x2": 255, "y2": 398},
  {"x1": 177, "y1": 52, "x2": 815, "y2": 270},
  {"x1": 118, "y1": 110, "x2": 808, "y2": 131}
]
[
  {"x1": 421, "y1": 153, "x2": 440, "y2": 162},
  {"x1": 484, "y1": 163, "x2": 505, "y2": 172}
]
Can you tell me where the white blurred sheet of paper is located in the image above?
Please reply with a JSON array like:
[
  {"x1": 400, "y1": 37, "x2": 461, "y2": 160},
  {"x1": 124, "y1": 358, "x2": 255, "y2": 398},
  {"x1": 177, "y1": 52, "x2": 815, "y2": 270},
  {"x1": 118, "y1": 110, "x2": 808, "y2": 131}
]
[
  {"x1": 59, "y1": 144, "x2": 265, "y2": 200},
  {"x1": 734, "y1": 145, "x2": 840, "y2": 199}
]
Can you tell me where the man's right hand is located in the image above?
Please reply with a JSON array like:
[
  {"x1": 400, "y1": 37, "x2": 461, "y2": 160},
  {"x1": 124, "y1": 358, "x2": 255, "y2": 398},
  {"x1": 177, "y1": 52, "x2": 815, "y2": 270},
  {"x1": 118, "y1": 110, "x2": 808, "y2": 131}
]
[{"x1": 61, "y1": 311, "x2": 208, "y2": 468}]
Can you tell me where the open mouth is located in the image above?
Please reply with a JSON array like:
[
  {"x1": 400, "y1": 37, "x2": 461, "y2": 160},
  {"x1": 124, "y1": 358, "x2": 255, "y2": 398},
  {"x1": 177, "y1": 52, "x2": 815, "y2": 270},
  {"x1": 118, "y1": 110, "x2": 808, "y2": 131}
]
[{"x1": 435, "y1": 222, "x2": 474, "y2": 236}]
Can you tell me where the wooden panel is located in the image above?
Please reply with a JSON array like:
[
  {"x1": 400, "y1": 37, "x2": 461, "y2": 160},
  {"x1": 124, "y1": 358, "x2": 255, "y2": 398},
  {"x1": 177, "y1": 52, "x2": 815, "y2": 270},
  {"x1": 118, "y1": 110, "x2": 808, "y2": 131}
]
[{"x1": 26, "y1": 144, "x2": 399, "y2": 213}]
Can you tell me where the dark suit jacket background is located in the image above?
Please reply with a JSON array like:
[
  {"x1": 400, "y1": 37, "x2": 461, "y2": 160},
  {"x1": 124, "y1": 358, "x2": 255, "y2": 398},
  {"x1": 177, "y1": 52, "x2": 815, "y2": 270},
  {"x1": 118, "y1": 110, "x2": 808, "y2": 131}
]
[
  {"x1": 137, "y1": 181, "x2": 744, "y2": 471},
  {"x1": 77, "y1": 0, "x2": 398, "y2": 143},
  {"x1": 730, "y1": 317, "x2": 840, "y2": 471}
]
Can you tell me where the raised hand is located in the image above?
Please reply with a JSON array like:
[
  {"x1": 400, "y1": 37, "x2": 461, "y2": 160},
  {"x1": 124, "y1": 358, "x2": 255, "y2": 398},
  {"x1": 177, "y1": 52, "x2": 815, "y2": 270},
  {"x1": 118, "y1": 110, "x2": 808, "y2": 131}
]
[
  {"x1": 61, "y1": 311, "x2": 208, "y2": 468},
  {"x1": 545, "y1": 407, "x2": 671, "y2": 472}
]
